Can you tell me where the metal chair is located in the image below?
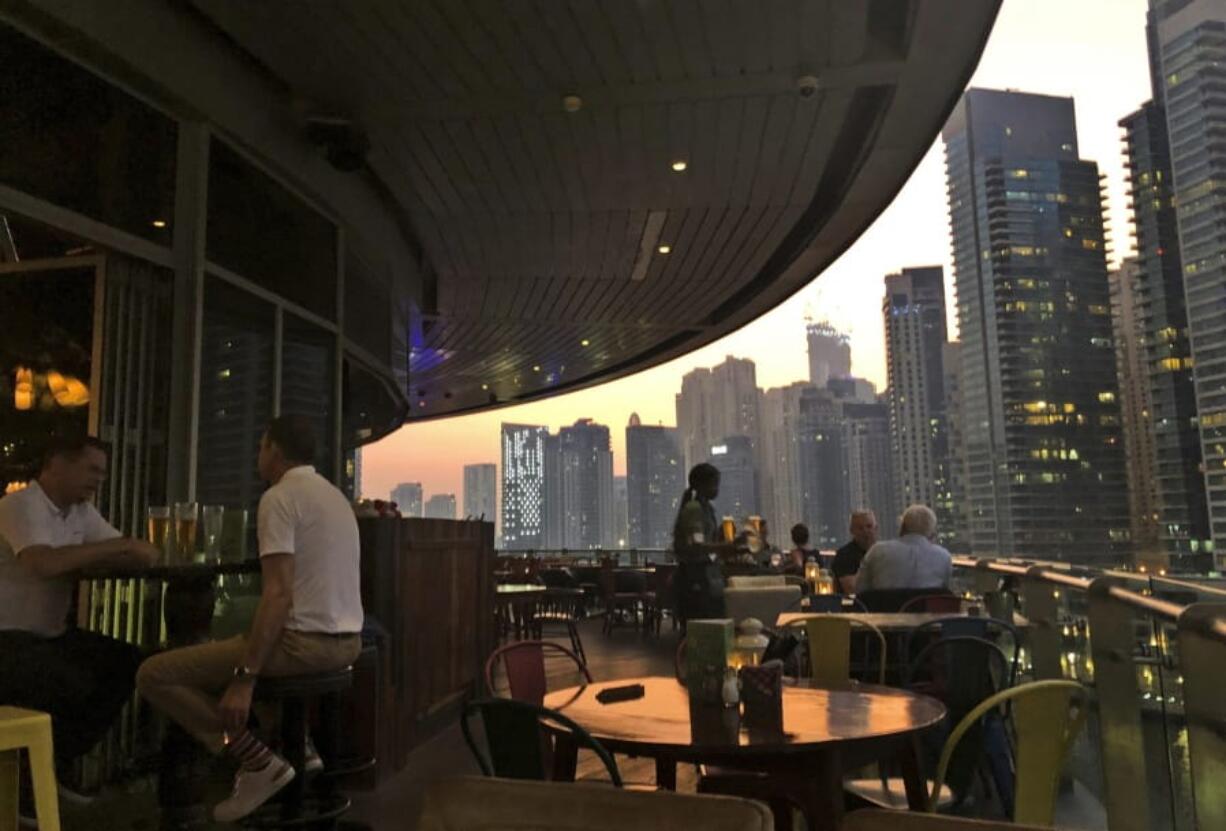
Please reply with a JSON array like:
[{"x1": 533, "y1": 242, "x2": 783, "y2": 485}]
[
  {"x1": 905, "y1": 616, "x2": 1021, "y2": 687},
  {"x1": 460, "y1": 698, "x2": 623, "y2": 786},
  {"x1": 484, "y1": 640, "x2": 591, "y2": 705},
  {"x1": 859, "y1": 588, "x2": 955, "y2": 613},
  {"x1": 533, "y1": 589, "x2": 589, "y2": 666},
  {"x1": 781, "y1": 616, "x2": 888, "y2": 684}
]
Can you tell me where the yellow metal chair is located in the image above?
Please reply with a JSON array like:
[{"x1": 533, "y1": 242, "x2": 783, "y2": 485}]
[
  {"x1": 930, "y1": 680, "x2": 1086, "y2": 825},
  {"x1": 782, "y1": 615, "x2": 888, "y2": 684},
  {"x1": 0, "y1": 707, "x2": 60, "y2": 831}
]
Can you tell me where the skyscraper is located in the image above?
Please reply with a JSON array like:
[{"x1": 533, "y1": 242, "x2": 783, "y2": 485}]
[
  {"x1": 806, "y1": 321, "x2": 852, "y2": 388},
  {"x1": 943, "y1": 88, "x2": 1129, "y2": 564},
  {"x1": 758, "y1": 383, "x2": 811, "y2": 540},
  {"x1": 543, "y1": 419, "x2": 614, "y2": 550},
  {"x1": 391, "y1": 482, "x2": 423, "y2": 517},
  {"x1": 501, "y1": 423, "x2": 548, "y2": 549},
  {"x1": 883, "y1": 267, "x2": 950, "y2": 521},
  {"x1": 612, "y1": 476, "x2": 628, "y2": 549},
  {"x1": 942, "y1": 341, "x2": 970, "y2": 551},
  {"x1": 798, "y1": 385, "x2": 848, "y2": 547},
  {"x1": 625, "y1": 414, "x2": 685, "y2": 549},
  {"x1": 675, "y1": 357, "x2": 761, "y2": 473},
  {"x1": 708, "y1": 435, "x2": 757, "y2": 522},
  {"x1": 424, "y1": 493, "x2": 456, "y2": 520},
  {"x1": 1135, "y1": 1, "x2": 1216, "y2": 565},
  {"x1": 463, "y1": 463, "x2": 496, "y2": 525},
  {"x1": 1110, "y1": 260, "x2": 1162, "y2": 560},
  {"x1": 843, "y1": 400, "x2": 896, "y2": 527}
]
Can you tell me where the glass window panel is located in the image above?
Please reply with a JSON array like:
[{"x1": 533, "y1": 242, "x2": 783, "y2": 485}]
[
  {"x1": 206, "y1": 139, "x2": 337, "y2": 320},
  {"x1": 344, "y1": 249, "x2": 392, "y2": 362},
  {"x1": 342, "y1": 358, "x2": 404, "y2": 449},
  {"x1": 197, "y1": 276, "x2": 274, "y2": 514},
  {"x1": 0, "y1": 22, "x2": 176, "y2": 243},
  {"x1": 0, "y1": 256, "x2": 95, "y2": 490},
  {"x1": 281, "y1": 313, "x2": 336, "y2": 481}
]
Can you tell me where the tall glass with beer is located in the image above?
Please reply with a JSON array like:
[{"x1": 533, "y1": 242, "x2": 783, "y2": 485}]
[
  {"x1": 721, "y1": 516, "x2": 736, "y2": 543},
  {"x1": 174, "y1": 502, "x2": 199, "y2": 564},
  {"x1": 146, "y1": 506, "x2": 171, "y2": 562}
]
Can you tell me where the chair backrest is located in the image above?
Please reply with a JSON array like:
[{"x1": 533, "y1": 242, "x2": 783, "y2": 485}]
[
  {"x1": 484, "y1": 640, "x2": 592, "y2": 705},
  {"x1": 418, "y1": 776, "x2": 774, "y2": 831},
  {"x1": 906, "y1": 636, "x2": 1011, "y2": 799},
  {"x1": 674, "y1": 638, "x2": 687, "y2": 683},
  {"x1": 460, "y1": 698, "x2": 623, "y2": 786},
  {"x1": 724, "y1": 585, "x2": 801, "y2": 627},
  {"x1": 727, "y1": 575, "x2": 786, "y2": 588},
  {"x1": 781, "y1": 616, "x2": 888, "y2": 685},
  {"x1": 905, "y1": 616, "x2": 1021, "y2": 687},
  {"x1": 930, "y1": 680, "x2": 1087, "y2": 826},
  {"x1": 899, "y1": 593, "x2": 963, "y2": 614},
  {"x1": 858, "y1": 587, "x2": 955, "y2": 612}
]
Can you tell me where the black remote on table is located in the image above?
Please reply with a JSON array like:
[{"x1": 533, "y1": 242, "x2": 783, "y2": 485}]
[{"x1": 595, "y1": 683, "x2": 645, "y2": 704}]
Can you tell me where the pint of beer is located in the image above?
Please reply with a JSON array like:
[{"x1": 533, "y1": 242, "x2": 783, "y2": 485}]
[
  {"x1": 174, "y1": 502, "x2": 199, "y2": 563},
  {"x1": 747, "y1": 515, "x2": 763, "y2": 536},
  {"x1": 721, "y1": 516, "x2": 736, "y2": 542},
  {"x1": 147, "y1": 506, "x2": 171, "y2": 561}
]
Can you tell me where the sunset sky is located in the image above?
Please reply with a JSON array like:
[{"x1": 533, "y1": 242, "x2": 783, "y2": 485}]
[{"x1": 364, "y1": 0, "x2": 1152, "y2": 510}]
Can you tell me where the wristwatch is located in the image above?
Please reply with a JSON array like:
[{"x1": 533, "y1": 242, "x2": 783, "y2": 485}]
[{"x1": 233, "y1": 665, "x2": 258, "y2": 682}]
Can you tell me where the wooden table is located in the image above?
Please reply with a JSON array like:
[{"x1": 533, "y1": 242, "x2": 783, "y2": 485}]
[
  {"x1": 496, "y1": 583, "x2": 547, "y2": 640},
  {"x1": 544, "y1": 676, "x2": 945, "y2": 831}
]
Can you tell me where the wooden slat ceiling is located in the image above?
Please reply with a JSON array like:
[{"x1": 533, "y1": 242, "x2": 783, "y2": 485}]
[{"x1": 189, "y1": 0, "x2": 1000, "y2": 420}]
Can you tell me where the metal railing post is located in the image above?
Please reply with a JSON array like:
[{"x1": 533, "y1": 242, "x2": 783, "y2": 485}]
[
  {"x1": 1022, "y1": 565, "x2": 1063, "y2": 680},
  {"x1": 1087, "y1": 576, "x2": 1151, "y2": 831},
  {"x1": 1177, "y1": 603, "x2": 1226, "y2": 830}
]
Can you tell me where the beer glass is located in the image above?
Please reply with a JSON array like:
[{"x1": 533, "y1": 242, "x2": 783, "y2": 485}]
[
  {"x1": 721, "y1": 516, "x2": 736, "y2": 542},
  {"x1": 747, "y1": 515, "x2": 763, "y2": 536},
  {"x1": 174, "y1": 502, "x2": 199, "y2": 564},
  {"x1": 202, "y1": 505, "x2": 225, "y2": 562},
  {"x1": 221, "y1": 507, "x2": 248, "y2": 562},
  {"x1": 146, "y1": 506, "x2": 171, "y2": 561}
]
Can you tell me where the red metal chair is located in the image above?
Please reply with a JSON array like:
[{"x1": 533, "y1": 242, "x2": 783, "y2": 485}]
[
  {"x1": 484, "y1": 640, "x2": 592, "y2": 705},
  {"x1": 899, "y1": 593, "x2": 963, "y2": 614}
]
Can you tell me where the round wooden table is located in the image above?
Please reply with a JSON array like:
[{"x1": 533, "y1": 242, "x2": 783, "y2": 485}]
[{"x1": 544, "y1": 675, "x2": 946, "y2": 831}]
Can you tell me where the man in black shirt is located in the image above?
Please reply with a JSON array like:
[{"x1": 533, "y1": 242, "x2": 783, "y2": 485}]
[{"x1": 832, "y1": 510, "x2": 878, "y2": 594}]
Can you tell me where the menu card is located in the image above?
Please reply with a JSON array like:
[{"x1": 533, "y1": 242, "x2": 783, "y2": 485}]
[
  {"x1": 686, "y1": 618, "x2": 734, "y2": 705},
  {"x1": 740, "y1": 660, "x2": 784, "y2": 729}
]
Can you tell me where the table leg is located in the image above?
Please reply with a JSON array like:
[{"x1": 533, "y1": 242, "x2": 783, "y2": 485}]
[
  {"x1": 792, "y1": 749, "x2": 843, "y2": 831},
  {"x1": 898, "y1": 734, "x2": 928, "y2": 811},
  {"x1": 655, "y1": 756, "x2": 677, "y2": 790},
  {"x1": 551, "y1": 733, "x2": 578, "y2": 782}
]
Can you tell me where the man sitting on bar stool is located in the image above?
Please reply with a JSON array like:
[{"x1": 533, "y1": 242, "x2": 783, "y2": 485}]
[
  {"x1": 0, "y1": 435, "x2": 158, "y2": 804},
  {"x1": 137, "y1": 415, "x2": 363, "y2": 823}
]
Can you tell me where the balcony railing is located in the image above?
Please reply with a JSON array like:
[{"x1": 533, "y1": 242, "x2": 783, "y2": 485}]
[{"x1": 500, "y1": 546, "x2": 1226, "y2": 830}]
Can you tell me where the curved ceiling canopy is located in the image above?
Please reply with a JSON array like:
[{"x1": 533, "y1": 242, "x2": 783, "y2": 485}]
[{"x1": 190, "y1": 0, "x2": 1000, "y2": 421}]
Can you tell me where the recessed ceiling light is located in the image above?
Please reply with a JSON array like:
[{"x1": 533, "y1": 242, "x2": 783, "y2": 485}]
[
  {"x1": 562, "y1": 94, "x2": 582, "y2": 113},
  {"x1": 581, "y1": 339, "x2": 590, "y2": 347},
  {"x1": 671, "y1": 160, "x2": 688, "y2": 173},
  {"x1": 481, "y1": 384, "x2": 489, "y2": 390},
  {"x1": 151, "y1": 219, "x2": 167, "y2": 228},
  {"x1": 533, "y1": 365, "x2": 541, "y2": 372},
  {"x1": 657, "y1": 245, "x2": 671, "y2": 255}
]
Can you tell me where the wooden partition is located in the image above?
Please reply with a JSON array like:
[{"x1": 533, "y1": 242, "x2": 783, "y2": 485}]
[{"x1": 358, "y1": 517, "x2": 496, "y2": 779}]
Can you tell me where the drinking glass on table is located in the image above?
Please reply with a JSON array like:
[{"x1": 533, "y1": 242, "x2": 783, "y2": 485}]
[
  {"x1": 202, "y1": 505, "x2": 225, "y2": 562},
  {"x1": 174, "y1": 502, "x2": 199, "y2": 564},
  {"x1": 146, "y1": 506, "x2": 171, "y2": 562},
  {"x1": 221, "y1": 507, "x2": 248, "y2": 562}
]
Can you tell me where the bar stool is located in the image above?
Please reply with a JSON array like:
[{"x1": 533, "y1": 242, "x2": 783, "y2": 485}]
[
  {"x1": 241, "y1": 668, "x2": 355, "y2": 829},
  {"x1": 0, "y1": 707, "x2": 60, "y2": 831}
]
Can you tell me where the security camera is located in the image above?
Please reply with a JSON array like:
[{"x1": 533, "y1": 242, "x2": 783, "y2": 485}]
[{"x1": 796, "y1": 75, "x2": 820, "y2": 98}]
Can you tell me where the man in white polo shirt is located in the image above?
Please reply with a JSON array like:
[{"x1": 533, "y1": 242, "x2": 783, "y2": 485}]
[
  {"x1": 137, "y1": 415, "x2": 363, "y2": 823},
  {"x1": 0, "y1": 435, "x2": 158, "y2": 778}
]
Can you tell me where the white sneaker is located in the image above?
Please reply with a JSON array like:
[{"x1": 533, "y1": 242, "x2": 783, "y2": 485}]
[
  {"x1": 303, "y1": 736, "x2": 324, "y2": 774},
  {"x1": 212, "y1": 756, "x2": 296, "y2": 823}
]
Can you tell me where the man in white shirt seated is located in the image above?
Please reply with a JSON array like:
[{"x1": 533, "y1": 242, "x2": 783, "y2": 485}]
[
  {"x1": 0, "y1": 436, "x2": 159, "y2": 783},
  {"x1": 855, "y1": 504, "x2": 953, "y2": 592},
  {"x1": 137, "y1": 415, "x2": 364, "y2": 823}
]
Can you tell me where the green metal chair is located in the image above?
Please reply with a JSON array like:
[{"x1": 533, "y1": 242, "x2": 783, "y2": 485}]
[
  {"x1": 782, "y1": 615, "x2": 888, "y2": 684},
  {"x1": 460, "y1": 697, "x2": 623, "y2": 787}
]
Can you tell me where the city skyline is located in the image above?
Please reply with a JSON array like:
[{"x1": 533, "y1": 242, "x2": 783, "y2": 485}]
[{"x1": 363, "y1": 0, "x2": 1150, "y2": 508}]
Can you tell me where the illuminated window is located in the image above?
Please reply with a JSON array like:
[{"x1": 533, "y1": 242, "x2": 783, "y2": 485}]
[
  {"x1": 1082, "y1": 239, "x2": 1100, "y2": 250},
  {"x1": 1098, "y1": 391, "x2": 1116, "y2": 403}
]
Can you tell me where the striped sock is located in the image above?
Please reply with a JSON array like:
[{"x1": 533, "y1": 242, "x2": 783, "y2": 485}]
[{"x1": 224, "y1": 729, "x2": 273, "y2": 772}]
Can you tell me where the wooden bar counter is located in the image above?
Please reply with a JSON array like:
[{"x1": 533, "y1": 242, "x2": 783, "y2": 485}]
[{"x1": 357, "y1": 517, "x2": 495, "y2": 781}]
